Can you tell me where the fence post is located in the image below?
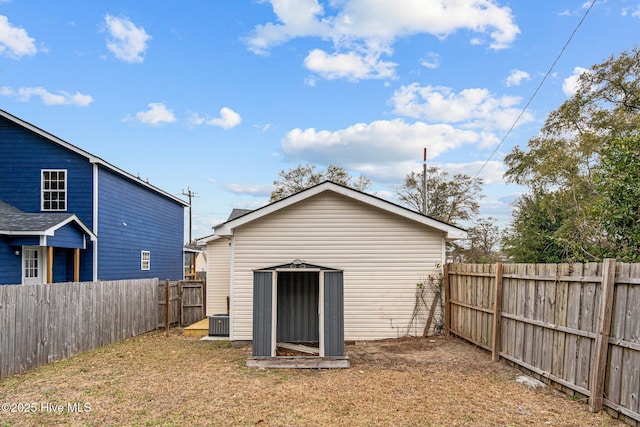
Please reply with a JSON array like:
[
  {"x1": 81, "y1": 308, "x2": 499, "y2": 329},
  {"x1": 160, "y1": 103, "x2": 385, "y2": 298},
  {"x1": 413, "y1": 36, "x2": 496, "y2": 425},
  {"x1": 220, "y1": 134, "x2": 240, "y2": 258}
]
[
  {"x1": 202, "y1": 279, "x2": 207, "y2": 320},
  {"x1": 179, "y1": 281, "x2": 184, "y2": 327},
  {"x1": 491, "y1": 262, "x2": 504, "y2": 362},
  {"x1": 443, "y1": 263, "x2": 451, "y2": 335},
  {"x1": 164, "y1": 279, "x2": 170, "y2": 333},
  {"x1": 589, "y1": 258, "x2": 617, "y2": 413}
]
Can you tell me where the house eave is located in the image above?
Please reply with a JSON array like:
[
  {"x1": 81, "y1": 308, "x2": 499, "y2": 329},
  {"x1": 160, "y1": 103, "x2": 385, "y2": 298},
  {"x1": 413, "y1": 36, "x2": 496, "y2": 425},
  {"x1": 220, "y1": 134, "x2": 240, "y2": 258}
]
[
  {"x1": 0, "y1": 214, "x2": 97, "y2": 242},
  {"x1": 213, "y1": 181, "x2": 468, "y2": 240}
]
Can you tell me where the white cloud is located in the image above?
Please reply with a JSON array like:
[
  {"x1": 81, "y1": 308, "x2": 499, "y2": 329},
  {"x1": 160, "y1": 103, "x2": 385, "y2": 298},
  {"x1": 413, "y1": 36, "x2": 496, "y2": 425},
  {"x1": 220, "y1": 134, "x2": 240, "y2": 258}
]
[
  {"x1": 563, "y1": 66, "x2": 590, "y2": 96},
  {"x1": 249, "y1": 0, "x2": 519, "y2": 51},
  {"x1": 505, "y1": 69, "x2": 530, "y2": 87},
  {"x1": 390, "y1": 83, "x2": 533, "y2": 131},
  {"x1": 132, "y1": 102, "x2": 176, "y2": 125},
  {"x1": 0, "y1": 86, "x2": 92, "y2": 106},
  {"x1": 225, "y1": 183, "x2": 274, "y2": 197},
  {"x1": 247, "y1": 0, "x2": 519, "y2": 81},
  {"x1": 189, "y1": 107, "x2": 242, "y2": 129},
  {"x1": 104, "y1": 15, "x2": 151, "y2": 63},
  {"x1": 209, "y1": 107, "x2": 242, "y2": 129},
  {"x1": 420, "y1": 51, "x2": 440, "y2": 69},
  {"x1": 245, "y1": 0, "x2": 330, "y2": 55},
  {"x1": 304, "y1": 48, "x2": 396, "y2": 81},
  {"x1": 439, "y1": 160, "x2": 506, "y2": 185},
  {"x1": 0, "y1": 15, "x2": 37, "y2": 58},
  {"x1": 280, "y1": 118, "x2": 493, "y2": 181}
]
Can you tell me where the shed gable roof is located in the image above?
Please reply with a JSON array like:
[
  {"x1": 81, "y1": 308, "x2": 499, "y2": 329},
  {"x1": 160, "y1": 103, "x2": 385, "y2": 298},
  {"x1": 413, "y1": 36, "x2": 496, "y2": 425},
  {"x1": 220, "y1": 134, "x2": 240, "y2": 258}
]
[
  {"x1": 208, "y1": 181, "x2": 467, "y2": 241},
  {"x1": 0, "y1": 109, "x2": 188, "y2": 207}
]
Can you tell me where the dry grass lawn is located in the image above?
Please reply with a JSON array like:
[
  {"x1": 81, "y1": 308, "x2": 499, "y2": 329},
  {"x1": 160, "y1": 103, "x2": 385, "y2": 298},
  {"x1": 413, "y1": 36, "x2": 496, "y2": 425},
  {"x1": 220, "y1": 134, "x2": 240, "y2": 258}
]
[{"x1": 0, "y1": 331, "x2": 625, "y2": 426}]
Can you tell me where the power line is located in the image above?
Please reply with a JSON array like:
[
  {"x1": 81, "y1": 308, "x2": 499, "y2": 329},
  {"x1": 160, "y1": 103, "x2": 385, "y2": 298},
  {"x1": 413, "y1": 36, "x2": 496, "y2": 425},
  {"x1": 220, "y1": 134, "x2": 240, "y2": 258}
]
[{"x1": 473, "y1": 0, "x2": 598, "y2": 180}]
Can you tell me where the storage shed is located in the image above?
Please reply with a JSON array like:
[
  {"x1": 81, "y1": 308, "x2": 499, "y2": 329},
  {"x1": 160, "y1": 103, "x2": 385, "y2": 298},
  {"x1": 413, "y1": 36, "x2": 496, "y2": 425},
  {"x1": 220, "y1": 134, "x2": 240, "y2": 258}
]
[{"x1": 199, "y1": 181, "x2": 467, "y2": 367}]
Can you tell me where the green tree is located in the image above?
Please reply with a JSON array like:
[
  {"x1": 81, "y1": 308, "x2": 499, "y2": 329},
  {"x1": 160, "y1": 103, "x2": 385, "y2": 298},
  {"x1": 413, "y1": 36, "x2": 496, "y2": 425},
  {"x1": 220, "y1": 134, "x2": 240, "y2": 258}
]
[
  {"x1": 395, "y1": 167, "x2": 483, "y2": 225},
  {"x1": 504, "y1": 47, "x2": 640, "y2": 262},
  {"x1": 591, "y1": 136, "x2": 640, "y2": 261},
  {"x1": 395, "y1": 166, "x2": 491, "y2": 262},
  {"x1": 270, "y1": 164, "x2": 371, "y2": 202},
  {"x1": 502, "y1": 192, "x2": 570, "y2": 263}
]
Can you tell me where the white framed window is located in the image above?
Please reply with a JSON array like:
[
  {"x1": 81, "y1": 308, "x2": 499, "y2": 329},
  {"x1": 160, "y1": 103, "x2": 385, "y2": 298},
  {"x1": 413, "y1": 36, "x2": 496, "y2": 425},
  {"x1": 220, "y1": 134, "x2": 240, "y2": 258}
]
[
  {"x1": 24, "y1": 248, "x2": 39, "y2": 278},
  {"x1": 42, "y1": 169, "x2": 67, "y2": 211},
  {"x1": 141, "y1": 251, "x2": 151, "y2": 271}
]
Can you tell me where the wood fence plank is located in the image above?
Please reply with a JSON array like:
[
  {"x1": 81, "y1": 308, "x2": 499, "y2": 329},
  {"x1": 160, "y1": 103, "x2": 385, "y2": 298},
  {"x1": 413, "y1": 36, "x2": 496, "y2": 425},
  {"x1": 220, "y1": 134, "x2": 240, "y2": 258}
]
[
  {"x1": 589, "y1": 259, "x2": 617, "y2": 413},
  {"x1": 484, "y1": 264, "x2": 491, "y2": 347},
  {"x1": 523, "y1": 264, "x2": 535, "y2": 366},
  {"x1": 542, "y1": 263, "x2": 557, "y2": 375},
  {"x1": 460, "y1": 265, "x2": 467, "y2": 339},
  {"x1": 486, "y1": 263, "x2": 495, "y2": 349},
  {"x1": 37, "y1": 285, "x2": 49, "y2": 368},
  {"x1": 466, "y1": 265, "x2": 472, "y2": 340},
  {"x1": 514, "y1": 264, "x2": 526, "y2": 362},
  {"x1": 553, "y1": 264, "x2": 568, "y2": 380},
  {"x1": 577, "y1": 263, "x2": 597, "y2": 391},
  {"x1": 481, "y1": 264, "x2": 489, "y2": 347},
  {"x1": 606, "y1": 263, "x2": 629, "y2": 407},
  {"x1": 65, "y1": 283, "x2": 74, "y2": 358},
  {"x1": 620, "y1": 263, "x2": 640, "y2": 414},
  {"x1": 25, "y1": 286, "x2": 37, "y2": 371},
  {"x1": 444, "y1": 264, "x2": 451, "y2": 335},
  {"x1": 558, "y1": 264, "x2": 582, "y2": 384},
  {"x1": 475, "y1": 265, "x2": 483, "y2": 345},
  {"x1": 14, "y1": 284, "x2": 26, "y2": 374},
  {"x1": 501, "y1": 265, "x2": 512, "y2": 358},
  {"x1": 491, "y1": 263, "x2": 502, "y2": 361},
  {"x1": 1, "y1": 287, "x2": 16, "y2": 376},
  {"x1": 533, "y1": 263, "x2": 546, "y2": 370}
]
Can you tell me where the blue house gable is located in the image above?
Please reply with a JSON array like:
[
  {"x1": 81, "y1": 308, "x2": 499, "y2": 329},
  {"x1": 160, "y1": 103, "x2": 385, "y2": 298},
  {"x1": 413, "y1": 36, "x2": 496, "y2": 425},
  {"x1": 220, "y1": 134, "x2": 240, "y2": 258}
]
[{"x1": 0, "y1": 109, "x2": 188, "y2": 285}]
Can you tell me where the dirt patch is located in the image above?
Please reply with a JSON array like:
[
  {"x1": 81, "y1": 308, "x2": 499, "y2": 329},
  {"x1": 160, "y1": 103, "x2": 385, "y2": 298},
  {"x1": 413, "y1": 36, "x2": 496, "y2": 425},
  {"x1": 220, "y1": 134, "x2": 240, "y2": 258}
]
[
  {"x1": 349, "y1": 335, "x2": 489, "y2": 370},
  {"x1": 0, "y1": 331, "x2": 624, "y2": 426}
]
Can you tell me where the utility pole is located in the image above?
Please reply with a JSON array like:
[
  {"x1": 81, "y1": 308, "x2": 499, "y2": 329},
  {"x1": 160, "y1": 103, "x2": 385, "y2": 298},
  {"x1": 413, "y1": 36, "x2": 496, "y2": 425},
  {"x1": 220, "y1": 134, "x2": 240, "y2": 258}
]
[
  {"x1": 423, "y1": 147, "x2": 428, "y2": 215},
  {"x1": 181, "y1": 187, "x2": 198, "y2": 245}
]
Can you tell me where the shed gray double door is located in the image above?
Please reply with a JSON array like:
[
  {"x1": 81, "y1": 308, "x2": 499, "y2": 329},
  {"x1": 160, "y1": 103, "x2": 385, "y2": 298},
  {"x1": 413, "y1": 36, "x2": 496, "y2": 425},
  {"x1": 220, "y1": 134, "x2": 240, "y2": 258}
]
[{"x1": 252, "y1": 270, "x2": 344, "y2": 358}]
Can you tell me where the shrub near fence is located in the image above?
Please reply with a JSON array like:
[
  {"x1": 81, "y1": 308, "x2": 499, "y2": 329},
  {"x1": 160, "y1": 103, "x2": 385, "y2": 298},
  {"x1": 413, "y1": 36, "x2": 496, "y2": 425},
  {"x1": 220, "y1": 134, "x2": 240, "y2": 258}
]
[
  {"x1": 445, "y1": 261, "x2": 640, "y2": 426},
  {"x1": 0, "y1": 279, "x2": 158, "y2": 380}
]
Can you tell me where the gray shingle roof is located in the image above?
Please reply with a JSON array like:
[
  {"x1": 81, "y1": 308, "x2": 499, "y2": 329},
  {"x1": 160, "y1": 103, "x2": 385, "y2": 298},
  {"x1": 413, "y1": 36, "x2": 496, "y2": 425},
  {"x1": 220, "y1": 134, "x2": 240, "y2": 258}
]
[
  {"x1": 227, "y1": 208, "x2": 253, "y2": 221},
  {"x1": 0, "y1": 201, "x2": 75, "y2": 233}
]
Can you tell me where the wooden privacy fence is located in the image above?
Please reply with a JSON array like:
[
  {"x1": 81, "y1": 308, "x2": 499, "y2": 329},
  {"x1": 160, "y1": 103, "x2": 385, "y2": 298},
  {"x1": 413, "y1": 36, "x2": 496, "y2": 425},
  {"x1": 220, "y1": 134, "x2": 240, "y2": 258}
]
[
  {"x1": 0, "y1": 279, "x2": 158, "y2": 380},
  {"x1": 157, "y1": 280, "x2": 205, "y2": 329},
  {"x1": 445, "y1": 260, "x2": 640, "y2": 426}
]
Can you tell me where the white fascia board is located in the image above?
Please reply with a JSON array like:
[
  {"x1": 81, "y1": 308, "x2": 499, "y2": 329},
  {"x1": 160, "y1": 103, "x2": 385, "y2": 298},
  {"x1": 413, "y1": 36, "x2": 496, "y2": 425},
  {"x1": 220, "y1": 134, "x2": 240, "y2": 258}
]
[
  {"x1": 214, "y1": 183, "x2": 332, "y2": 236},
  {"x1": 197, "y1": 234, "x2": 222, "y2": 244},
  {"x1": 0, "y1": 215, "x2": 96, "y2": 241},
  {"x1": 45, "y1": 215, "x2": 97, "y2": 241},
  {"x1": 214, "y1": 181, "x2": 468, "y2": 240}
]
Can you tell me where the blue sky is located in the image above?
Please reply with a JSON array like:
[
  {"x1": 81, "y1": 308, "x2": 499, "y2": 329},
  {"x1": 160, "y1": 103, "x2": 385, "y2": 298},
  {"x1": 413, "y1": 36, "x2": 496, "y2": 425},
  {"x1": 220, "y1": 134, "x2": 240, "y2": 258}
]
[{"x1": 1, "y1": 0, "x2": 638, "y2": 241}]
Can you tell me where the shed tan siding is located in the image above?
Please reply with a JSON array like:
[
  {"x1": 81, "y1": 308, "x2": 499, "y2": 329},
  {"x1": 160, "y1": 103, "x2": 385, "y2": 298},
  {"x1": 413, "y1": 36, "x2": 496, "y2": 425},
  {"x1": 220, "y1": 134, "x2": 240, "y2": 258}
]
[
  {"x1": 206, "y1": 238, "x2": 231, "y2": 316},
  {"x1": 231, "y1": 191, "x2": 445, "y2": 341}
]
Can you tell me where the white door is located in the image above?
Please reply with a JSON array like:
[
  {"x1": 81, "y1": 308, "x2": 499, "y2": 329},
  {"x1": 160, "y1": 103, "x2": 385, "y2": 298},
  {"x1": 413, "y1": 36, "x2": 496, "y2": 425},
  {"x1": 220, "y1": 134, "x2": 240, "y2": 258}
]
[{"x1": 23, "y1": 247, "x2": 44, "y2": 285}]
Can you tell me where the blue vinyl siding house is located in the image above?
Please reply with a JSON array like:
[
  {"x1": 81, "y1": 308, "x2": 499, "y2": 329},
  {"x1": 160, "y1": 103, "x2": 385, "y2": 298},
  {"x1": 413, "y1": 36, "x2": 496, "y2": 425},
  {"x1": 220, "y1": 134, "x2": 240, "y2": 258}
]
[{"x1": 0, "y1": 109, "x2": 188, "y2": 285}]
